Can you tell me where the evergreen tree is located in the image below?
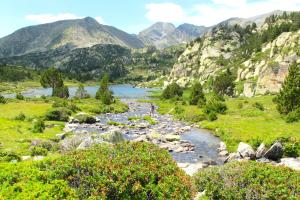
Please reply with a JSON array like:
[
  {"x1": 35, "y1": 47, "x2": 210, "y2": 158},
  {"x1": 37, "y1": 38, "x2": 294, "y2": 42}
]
[
  {"x1": 274, "y1": 62, "x2": 300, "y2": 114},
  {"x1": 75, "y1": 84, "x2": 89, "y2": 99},
  {"x1": 40, "y1": 67, "x2": 68, "y2": 98},
  {"x1": 96, "y1": 74, "x2": 114, "y2": 105},
  {"x1": 213, "y1": 68, "x2": 235, "y2": 97},
  {"x1": 189, "y1": 82, "x2": 206, "y2": 107}
]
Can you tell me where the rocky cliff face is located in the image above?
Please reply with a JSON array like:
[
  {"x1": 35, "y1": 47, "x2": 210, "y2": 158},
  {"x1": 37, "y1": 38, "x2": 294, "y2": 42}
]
[
  {"x1": 168, "y1": 12, "x2": 300, "y2": 96},
  {"x1": 168, "y1": 28, "x2": 242, "y2": 87},
  {"x1": 238, "y1": 31, "x2": 300, "y2": 96},
  {"x1": 0, "y1": 17, "x2": 144, "y2": 57}
]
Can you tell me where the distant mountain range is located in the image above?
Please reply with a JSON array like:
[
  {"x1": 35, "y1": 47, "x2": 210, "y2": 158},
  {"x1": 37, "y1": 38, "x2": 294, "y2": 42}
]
[
  {"x1": 138, "y1": 22, "x2": 207, "y2": 49},
  {"x1": 0, "y1": 10, "x2": 288, "y2": 57}
]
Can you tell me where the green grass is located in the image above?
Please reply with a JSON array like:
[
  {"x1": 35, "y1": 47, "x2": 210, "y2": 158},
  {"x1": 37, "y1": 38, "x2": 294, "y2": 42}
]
[
  {"x1": 201, "y1": 95, "x2": 300, "y2": 151},
  {"x1": 150, "y1": 90, "x2": 300, "y2": 152},
  {"x1": 0, "y1": 100, "x2": 64, "y2": 155},
  {"x1": 0, "y1": 98, "x2": 128, "y2": 156}
]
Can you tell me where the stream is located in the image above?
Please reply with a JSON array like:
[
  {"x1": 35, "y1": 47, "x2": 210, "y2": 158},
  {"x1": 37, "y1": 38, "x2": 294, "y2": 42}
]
[{"x1": 6, "y1": 84, "x2": 224, "y2": 165}]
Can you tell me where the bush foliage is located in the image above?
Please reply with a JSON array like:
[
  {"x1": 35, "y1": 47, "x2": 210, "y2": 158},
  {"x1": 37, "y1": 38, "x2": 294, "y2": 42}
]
[
  {"x1": 45, "y1": 107, "x2": 72, "y2": 122},
  {"x1": 162, "y1": 82, "x2": 183, "y2": 99},
  {"x1": 0, "y1": 142, "x2": 194, "y2": 199},
  {"x1": 194, "y1": 161, "x2": 300, "y2": 200}
]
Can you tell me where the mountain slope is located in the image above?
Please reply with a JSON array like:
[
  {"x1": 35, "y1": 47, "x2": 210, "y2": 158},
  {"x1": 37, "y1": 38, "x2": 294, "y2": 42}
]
[
  {"x1": 0, "y1": 17, "x2": 144, "y2": 57},
  {"x1": 168, "y1": 11, "x2": 300, "y2": 96},
  {"x1": 138, "y1": 22, "x2": 208, "y2": 49}
]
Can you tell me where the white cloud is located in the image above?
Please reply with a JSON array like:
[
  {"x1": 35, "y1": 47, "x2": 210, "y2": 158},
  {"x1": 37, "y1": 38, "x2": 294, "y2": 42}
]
[
  {"x1": 25, "y1": 13, "x2": 84, "y2": 24},
  {"x1": 145, "y1": 0, "x2": 300, "y2": 27},
  {"x1": 145, "y1": 3, "x2": 185, "y2": 23},
  {"x1": 95, "y1": 16, "x2": 105, "y2": 24}
]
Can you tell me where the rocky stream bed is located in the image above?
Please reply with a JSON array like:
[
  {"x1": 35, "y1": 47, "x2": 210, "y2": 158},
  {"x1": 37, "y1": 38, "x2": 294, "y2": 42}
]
[{"x1": 62, "y1": 100, "x2": 226, "y2": 175}]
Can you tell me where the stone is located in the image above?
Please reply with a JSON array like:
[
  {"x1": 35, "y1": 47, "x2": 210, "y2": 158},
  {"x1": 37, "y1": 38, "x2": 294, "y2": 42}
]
[
  {"x1": 21, "y1": 156, "x2": 31, "y2": 161},
  {"x1": 164, "y1": 134, "x2": 180, "y2": 142},
  {"x1": 181, "y1": 162, "x2": 205, "y2": 176},
  {"x1": 218, "y1": 141, "x2": 227, "y2": 152},
  {"x1": 133, "y1": 135, "x2": 148, "y2": 142},
  {"x1": 174, "y1": 146, "x2": 185, "y2": 153},
  {"x1": 255, "y1": 143, "x2": 267, "y2": 159},
  {"x1": 278, "y1": 158, "x2": 300, "y2": 171},
  {"x1": 264, "y1": 141, "x2": 283, "y2": 160},
  {"x1": 203, "y1": 159, "x2": 217, "y2": 166},
  {"x1": 77, "y1": 137, "x2": 94, "y2": 150},
  {"x1": 256, "y1": 158, "x2": 271, "y2": 163},
  {"x1": 237, "y1": 142, "x2": 255, "y2": 159},
  {"x1": 224, "y1": 153, "x2": 242, "y2": 163},
  {"x1": 33, "y1": 156, "x2": 45, "y2": 161},
  {"x1": 219, "y1": 150, "x2": 229, "y2": 156}
]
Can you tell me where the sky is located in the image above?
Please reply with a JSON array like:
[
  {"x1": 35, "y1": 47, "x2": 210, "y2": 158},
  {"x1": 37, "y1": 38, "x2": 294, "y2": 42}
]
[{"x1": 1, "y1": 0, "x2": 300, "y2": 38}]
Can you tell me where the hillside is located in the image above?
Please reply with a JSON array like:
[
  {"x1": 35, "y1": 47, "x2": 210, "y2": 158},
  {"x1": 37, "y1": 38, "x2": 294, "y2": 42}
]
[
  {"x1": 0, "y1": 17, "x2": 144, "y2": 57},
  {"x1": 0, "y1": 44, "x2": 182, "y2": 82},
  {"x1": 168, "y1": 11, "x2": 300, "y2": 97}
]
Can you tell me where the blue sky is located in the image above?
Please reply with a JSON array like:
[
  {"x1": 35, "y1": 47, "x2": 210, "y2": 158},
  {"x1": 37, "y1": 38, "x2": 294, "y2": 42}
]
[{"x1": 1, "y1": 0, "x2": 300, "y2": 37}]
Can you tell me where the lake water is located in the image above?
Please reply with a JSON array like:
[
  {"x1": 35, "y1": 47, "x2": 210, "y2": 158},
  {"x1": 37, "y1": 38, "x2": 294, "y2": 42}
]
[{"x1": 4, "y1": 84, "x2": 157, "y2": 99}]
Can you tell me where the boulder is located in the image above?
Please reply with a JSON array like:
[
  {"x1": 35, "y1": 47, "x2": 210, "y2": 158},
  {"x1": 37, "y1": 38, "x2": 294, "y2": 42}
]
[
  {"x1": 133, "y1": 135, "x2": 148, "y2": 142},
  {"x1": 21, "y1": 156, "x2": 31, "y2": 161},
  {"x1": 180, "y1": 162, "x2": 206, "y2": 176},
  {"x1": 33, "y1": 156, "x2": 45, "y2": 161},
  {"x1": 264, "y1": 141, "x2": 283, "y2": 160},
  {"x1": 218, "y1": 142, "x2": 227, "y2": 152},
  {"x1": 237, "y1": 142, "x2": 255, "y2": 159},
  {"x1": 224, "y1": 153, "x2": 242, "y2": 163},
  {"x1": 278, "y1": 158, "x2": 300, "y2": 171},
  {"x1": 219, "y1": 150, "x2": 229, "y2": 156},
  {"x1": 77, "y1": 137, "x2": 94, "y2": 150},
  {"x1": 255, "y1": 143, "x2": 267, "y2": 158},
  {"x1": 164, "y1": 134, "x2": 180, "y2": 142}
]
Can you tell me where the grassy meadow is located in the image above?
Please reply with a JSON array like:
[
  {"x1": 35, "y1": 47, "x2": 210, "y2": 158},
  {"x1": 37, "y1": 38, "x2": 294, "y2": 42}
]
[{"x1": 149, "y1": 90, "x2": 300, "y2": 152}]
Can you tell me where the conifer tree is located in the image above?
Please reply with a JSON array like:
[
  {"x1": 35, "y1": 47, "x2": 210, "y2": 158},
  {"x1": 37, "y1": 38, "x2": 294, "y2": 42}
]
[{"x1": 274, "y1": 62, "x2": 300, "y2": 114}]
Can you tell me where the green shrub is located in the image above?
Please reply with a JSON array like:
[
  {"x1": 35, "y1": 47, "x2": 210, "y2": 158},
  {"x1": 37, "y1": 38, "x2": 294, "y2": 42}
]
[
  {"x1": 30, "y1": 146, "x2": 48, "y2": 156},
  {"x1": 74, "y1": 114, "x2": 96, "y2": 124},
  {"x1": 0, "y1": 143, "x2": 194, "y2": 199},
  {"x1": 45, "y1": 108, "x2": 72, "y2": 121},
  {"x1": 0, "y1": 95, "x2": 6, "y2": 104},
  {"x1": 252, "y1": 102, "x2": 264, "y2": 111},
  {"x1": 15, "y1": 112, "x2": 26, "y2": 121},
  {"x1": 189, "y1": 82, "x2": 206, "y2": 106},
  {"x1": 143, "y1": 115, "x2": 156, "y2": 125},
  {"x1": 0, "y1": 151, "x2": 21, "y2": 162},
  {"x1": 52, "y1": 99, "x2": 68, "y2": 108},
  {"x1": 162, "y1": 82, "x2": 183, "y2": 99},
  {"x1": 32, "y1": 119, "x2": 45, "y2": 133},
  {"x1": 207, "y1": 112, "x2": 218, "y2": 121},
  {"x1": 284, "y1": 143, "x2": 299, "y2": 157},
  {"x1": 204, "y1": 99, "x2": 227, "y2": 115},
  {"x1": 95, "y1": 74, "x2": 114, "y2": 105},
  {"x1": 237, "y1": 102, "x2": 243, "y2": 109},
  {"x1": 0, "y1": 163, "x2": 77, "y2": 199},
  {"x1": 16, "y1": 93, "x2": 24, "y2": 100},
  {"x1": 194, "y1": 161, "x2": 300, "y2": 200},
  {"x1": 285, "y1": 108, "x2": 300, "y2": 123}
]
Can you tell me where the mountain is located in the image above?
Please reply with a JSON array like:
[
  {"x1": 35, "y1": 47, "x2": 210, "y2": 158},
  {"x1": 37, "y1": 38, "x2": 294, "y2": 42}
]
[
  {"x1": 217, "y1": 10, "x2": 288, "y2": 28},
  {"x1": 138, "y1": 22, "x2": 209, "y2": 49},
  {"x1": 0, "y1": 17, "x2": 144, "y2": 57},
  {"x1": 167, "y1": 11, "x2": 300, "y2": 97}
]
